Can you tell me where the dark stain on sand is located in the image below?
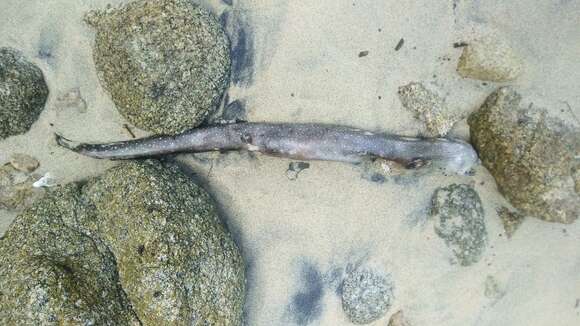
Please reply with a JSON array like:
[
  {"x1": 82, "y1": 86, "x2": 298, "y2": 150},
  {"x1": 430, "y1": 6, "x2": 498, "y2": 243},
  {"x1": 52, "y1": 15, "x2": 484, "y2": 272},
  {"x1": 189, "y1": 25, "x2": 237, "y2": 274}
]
[
  {"x1": 286, "y1": 260, "x2": 324, "y2": 325},
  {"x1": 220, "y1": 8, "x2": 255, "y2": 86}
]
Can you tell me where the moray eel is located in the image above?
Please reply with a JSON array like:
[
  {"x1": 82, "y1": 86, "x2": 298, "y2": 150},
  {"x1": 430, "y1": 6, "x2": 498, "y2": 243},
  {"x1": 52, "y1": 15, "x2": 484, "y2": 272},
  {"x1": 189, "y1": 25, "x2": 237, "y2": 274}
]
[{"x1": 55, "y1": 122, "x2": 479, "y2": 174}]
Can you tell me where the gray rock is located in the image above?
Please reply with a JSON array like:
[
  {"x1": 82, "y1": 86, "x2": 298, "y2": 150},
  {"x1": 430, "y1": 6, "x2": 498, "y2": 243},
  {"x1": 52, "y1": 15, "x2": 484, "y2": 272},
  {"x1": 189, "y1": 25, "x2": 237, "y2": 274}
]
[
  {"x1": 0, "y1": 185, "x2": 140, "y2": 325},
  {"x1": 457, "y1": 37, "x2": 523, "y2": 82},
  {"x1": 430, "y1": 184, "x2": 487, "y2": 266},
  {"x1": 0, "y1": 47, "x2": 49, "y2": 139},
  {"x1": 85, "y1": 0, "x2": 231, "y2": 134},
  {"x1": 85, "y1": 160, "x2": 245, "y2": 325},
  {"x1": 469, "y1": 87, "x2": 579, "y2": 224},
  {"x1": 398, "y1": 82, "x2": 458, "y2": 137},
  {"x1": 0, "y1": 160, "x2": 245, "y2": 325},
  {"x1": 341, "y1": 268, "x2": 394, "y2": 324}
]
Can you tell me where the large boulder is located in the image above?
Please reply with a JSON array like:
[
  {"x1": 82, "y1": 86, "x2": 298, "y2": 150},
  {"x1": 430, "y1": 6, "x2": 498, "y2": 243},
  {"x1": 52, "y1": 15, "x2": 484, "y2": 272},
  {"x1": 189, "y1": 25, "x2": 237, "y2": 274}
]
[
  {"x1": 0, "y1": 47, "x2": 49, "y2": 139},
  {"x1": 0, "y1": 160, "x2": 245, "y2": 325},
  {"x1": 85, "y1": 0, "x2": 231, "y2": 134},
  {"x1": 469, "y1": 87, "x2": 579, "y2": 224},
  {"x1": 0, "y1": 185, "x2": 140, "y2": 325}
]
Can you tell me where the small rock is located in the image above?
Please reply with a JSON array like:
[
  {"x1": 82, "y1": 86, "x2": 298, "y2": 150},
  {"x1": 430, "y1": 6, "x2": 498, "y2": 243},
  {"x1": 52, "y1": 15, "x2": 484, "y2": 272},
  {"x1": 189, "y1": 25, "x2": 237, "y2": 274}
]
[
  {"x1": 496, "y1": 206, "x2": 525, "y2": 238},
  {"x1": 360, "y1": 157, "x2": 407, "y2": 184},
  {"x1": 85, "y1": 0, "x2": 231, "y2": 134},
  {"x1": 457, "y1": 37, "x2": 523, "y2": 82},
  {"x1": 286, "y1": 161, "x2": 310, "y2": 180},
  {"x1": 369, "y1": 157, "x2": 406, "y2": 176},
  {"x1": 430, "y1": 184, "x2": 487, "y2": 266},
  {"x1": 388, "y1": 310, "x2": 411, "y2": 326},
  {"x1": 360, "y1": 157, "x2": 424, "y2": 186},
  {"x1": 398, "y1": 82, "x2": 458, "y2": 137},
  {"x1": 0, "y1": 47, "x2": 49, "y2": 139},
  {"x1": 341, "y1": 268, "x2": 394, "y2": 324},
  {"x1": 484, "y1": 275, "x2": 505, "y2": 302},
  {"x1": 469, "y1": 87, "x2": 579, "y2": 223},
  {"x1": 9, "y1": 153, "x2": 39, "y2": 172}
]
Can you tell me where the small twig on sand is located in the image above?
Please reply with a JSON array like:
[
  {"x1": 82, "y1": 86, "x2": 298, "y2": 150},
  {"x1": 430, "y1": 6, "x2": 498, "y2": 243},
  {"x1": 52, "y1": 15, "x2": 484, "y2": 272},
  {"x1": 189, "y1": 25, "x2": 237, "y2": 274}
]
[{"x1": 123, "y1": 124, "x2": 136, "y2": 138}]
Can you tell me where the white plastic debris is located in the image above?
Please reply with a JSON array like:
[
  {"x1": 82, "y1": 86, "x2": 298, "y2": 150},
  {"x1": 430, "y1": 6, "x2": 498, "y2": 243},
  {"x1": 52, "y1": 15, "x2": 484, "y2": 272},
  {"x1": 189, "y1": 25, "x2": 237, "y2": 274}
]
[{"x1": 32, "y1": 172, "x2": 57, "y2": 188}]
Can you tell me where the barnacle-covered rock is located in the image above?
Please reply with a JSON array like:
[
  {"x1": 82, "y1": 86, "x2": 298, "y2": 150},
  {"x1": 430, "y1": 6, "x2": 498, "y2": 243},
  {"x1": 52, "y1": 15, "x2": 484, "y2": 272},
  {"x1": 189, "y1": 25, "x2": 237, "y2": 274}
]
[
  {"x1": 85, "y1": 0, "x2": 231, "y2": 134},
  {"x1": 0, "y1": 160, "x2": 245, "y2": 325},
  {"x1": 469, "y1": 87, "x2": 579, "y2": 223},
  {"x1": 0, "y1": 47, "x2": 49, "y2": 139},
  {"x1": 85, "y1": 161, "x2": 245, "y2": 325},
  {"x1": 430, "y1": 184, "x2": 487, "y2": 266},
  {"x1": 341, "y1": 268, "x2": 394, "y2": 324},
  {"x1": 0, "y1": 185, "x2": 140, "y2": 325},
  {"x1": 398, "y1": 82, "x2": 458, "y2": 137}
]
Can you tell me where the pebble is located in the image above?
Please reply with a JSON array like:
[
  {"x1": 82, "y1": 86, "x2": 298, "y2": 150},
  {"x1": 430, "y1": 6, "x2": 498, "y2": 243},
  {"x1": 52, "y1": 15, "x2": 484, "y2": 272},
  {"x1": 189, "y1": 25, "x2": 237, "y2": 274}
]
[
  {"x1": 484, "y1": 275, "x2": 505, "y2": 302},
  {"x1": 9, "y1": 153, "x2": 39, "y2": 172},
  {"x1": 430, "y1": 184, "x2": 487, "y2": 266},
  {"x1": 341, "y1": 268, "x2": 394, "y2": 324},
  {"x1": 398, "y1": 82, "x2": 458, "y2": 137},
  {"x1": 457, "y1": 36, "x2": 523, "y2": 82},
  {"x1": 286, "y1": 161, "x2": 310, "y2": 180}
]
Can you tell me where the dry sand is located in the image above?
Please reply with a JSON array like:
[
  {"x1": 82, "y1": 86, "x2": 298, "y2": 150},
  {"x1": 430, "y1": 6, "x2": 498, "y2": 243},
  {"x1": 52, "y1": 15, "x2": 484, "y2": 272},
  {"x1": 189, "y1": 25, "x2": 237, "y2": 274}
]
[{"x1": 0, "y1": 0, "x2": 579, "y2": 325}]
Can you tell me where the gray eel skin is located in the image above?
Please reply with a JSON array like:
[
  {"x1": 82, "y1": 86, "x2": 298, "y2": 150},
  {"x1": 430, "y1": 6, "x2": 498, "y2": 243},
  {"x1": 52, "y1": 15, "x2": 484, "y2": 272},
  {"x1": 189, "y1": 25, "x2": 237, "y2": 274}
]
[{"x1": 56, "y1": 122, "x2": 479, "y2": 174}]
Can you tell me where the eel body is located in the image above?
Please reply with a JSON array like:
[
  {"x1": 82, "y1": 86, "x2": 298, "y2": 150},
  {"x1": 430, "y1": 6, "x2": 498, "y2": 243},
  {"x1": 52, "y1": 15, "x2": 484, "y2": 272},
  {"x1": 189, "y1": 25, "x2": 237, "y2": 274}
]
[{"x1": 56, "y1": 122, "x2": 479, "y2": 174}]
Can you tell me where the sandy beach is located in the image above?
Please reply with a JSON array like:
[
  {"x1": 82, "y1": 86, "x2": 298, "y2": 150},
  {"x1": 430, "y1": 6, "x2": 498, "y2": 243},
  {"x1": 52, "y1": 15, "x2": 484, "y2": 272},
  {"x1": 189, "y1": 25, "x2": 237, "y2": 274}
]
[{"x1": 1, "y1": 0, "x2": 579, "y2": 325}]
